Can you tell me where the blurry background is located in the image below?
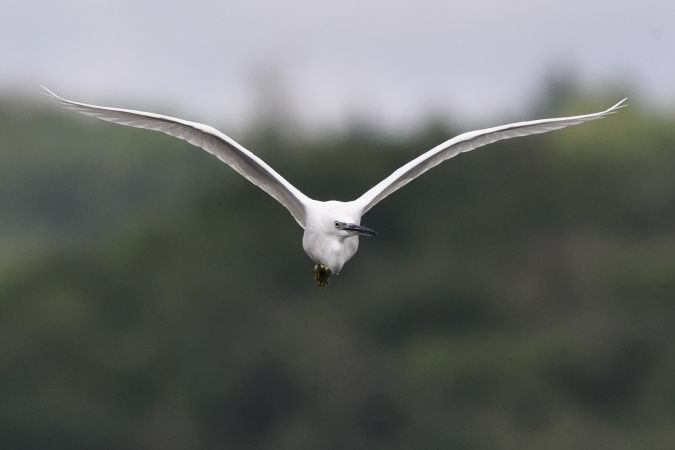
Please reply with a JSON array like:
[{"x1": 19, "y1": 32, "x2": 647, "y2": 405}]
[{"x1": 1, "y1": 1, "x2": 674, "y2": 449}]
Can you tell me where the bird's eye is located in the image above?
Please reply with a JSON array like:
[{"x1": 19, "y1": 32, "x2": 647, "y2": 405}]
[{"x1": 334, "y1": 221, "x2": 341, "y2": 228}]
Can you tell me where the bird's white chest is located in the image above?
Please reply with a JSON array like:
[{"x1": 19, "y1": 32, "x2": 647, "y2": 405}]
[{"x1": 302, "y1": 232, "x2": 359, "y2": 274}]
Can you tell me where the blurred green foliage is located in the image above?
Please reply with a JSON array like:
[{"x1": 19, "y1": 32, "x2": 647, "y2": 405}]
[{"x1": 1, "y1": 86, "x2": 674, "y2": 450}]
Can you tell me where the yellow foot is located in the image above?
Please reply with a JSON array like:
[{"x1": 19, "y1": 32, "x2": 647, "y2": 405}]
[{"x1": 313, "y1": 264, "x2": 331, "y2": 289}]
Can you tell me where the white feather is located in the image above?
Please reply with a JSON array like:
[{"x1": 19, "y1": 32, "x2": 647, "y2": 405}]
[
  {"x1": 353, "y1": 98, "x2": 627, "y2": 214},
  {"x1": 44, "y1": 86, "x2": 626, "y2": 281},
  {"x1": 41, "y1": 86, "x2": 310, "y2": 227}
]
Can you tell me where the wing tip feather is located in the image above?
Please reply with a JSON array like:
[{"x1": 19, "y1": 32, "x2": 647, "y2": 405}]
[
  {"x1": 605, "y1": 97, "x2": 629, "y2": 113},
  {"x1": 40, "y1": 85, "x2": 61, "y2": 99},
  {"x1": 40, "y1": 85, "x2": 75, "y2": 110}
]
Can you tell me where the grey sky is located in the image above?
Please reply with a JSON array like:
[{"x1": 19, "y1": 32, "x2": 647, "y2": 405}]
[{"x1": 2, "y1": 0, "x2": 673, "y2": 129}]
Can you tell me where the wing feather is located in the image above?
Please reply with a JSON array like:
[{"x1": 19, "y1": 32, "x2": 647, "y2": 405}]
[
  {"x1": 354, "y1": 99, "x2": 627, "y2": 214},
  {"x1": 42, "y1": 87, "x2": 310, "y2": 227}
]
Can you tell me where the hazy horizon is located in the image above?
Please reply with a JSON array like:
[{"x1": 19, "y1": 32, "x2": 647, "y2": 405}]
[{"x1": 3, "y1": 0, "x2": 673, "y2": 130}]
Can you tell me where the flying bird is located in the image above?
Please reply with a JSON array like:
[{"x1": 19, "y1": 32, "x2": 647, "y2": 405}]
[{"x1": 42, "y1": 87, "x2": 626, "y2": 287}]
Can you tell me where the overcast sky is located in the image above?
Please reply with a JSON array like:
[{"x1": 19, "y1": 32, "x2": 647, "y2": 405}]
[{"x1": 2, "y1": 0, "x2": 673, "y2": 129}]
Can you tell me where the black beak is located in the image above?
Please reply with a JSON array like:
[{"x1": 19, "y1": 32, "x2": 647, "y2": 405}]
[{"x1": 343, "y1": 223, "x2": 378, "y2": 236}]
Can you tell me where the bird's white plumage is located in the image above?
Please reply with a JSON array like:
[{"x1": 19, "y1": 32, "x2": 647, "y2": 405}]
[
  {"x1": 43, "y1": 87, "x2": 626, "y2": 283},
  {"x1": 41, "y1": 86, "x2": 309, "y2": 227},
  {"x1": 353, "y1": 98, "x2": 627, "y2": 214}
]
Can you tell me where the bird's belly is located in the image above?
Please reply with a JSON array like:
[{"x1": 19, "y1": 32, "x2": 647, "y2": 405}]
[{"x1": 302, "y1": 234, "x2": 359, "y2": 274}]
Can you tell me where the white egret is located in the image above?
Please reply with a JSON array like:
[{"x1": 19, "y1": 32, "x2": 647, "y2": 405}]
[{"x1": 43, "y1": 87, "x2": 626, "y2": 287}]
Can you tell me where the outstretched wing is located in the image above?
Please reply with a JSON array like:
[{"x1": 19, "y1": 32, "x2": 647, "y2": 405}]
[
  {"x1": 42, "y1": 87, "x2": 310, "y2": 227},
  {"x1": 354, "y1": 99, "x2": 627, "y2": 214}
]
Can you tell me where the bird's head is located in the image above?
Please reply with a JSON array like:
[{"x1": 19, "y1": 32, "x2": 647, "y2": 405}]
[
  {"x1": 330, "y1": 220, "x2": 378, "y2": 237},
  {"x1": 303, "y1": 202, "x2": 379, "y2": 288},
  {"x1": 312, "y1": 219, "x2": 377, "y2": 288}
]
